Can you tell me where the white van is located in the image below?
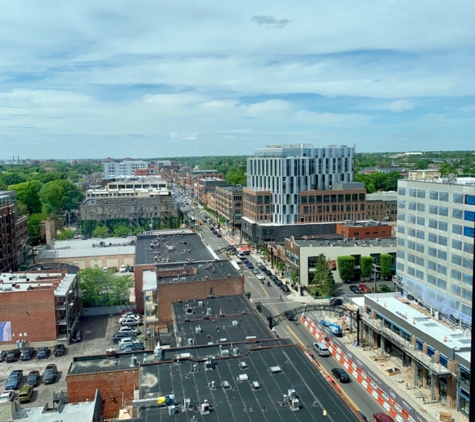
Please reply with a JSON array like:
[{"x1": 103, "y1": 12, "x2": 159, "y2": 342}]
[{"x1": 313, "y1": 342, "x2": 330, "y2": 357}]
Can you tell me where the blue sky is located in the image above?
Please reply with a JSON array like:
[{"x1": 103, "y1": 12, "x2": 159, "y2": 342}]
[{"x1": 0, "y1": 0, "x2": 474, "y2": 159}]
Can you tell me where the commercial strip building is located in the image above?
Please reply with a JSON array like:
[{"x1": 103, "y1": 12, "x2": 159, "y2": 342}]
[
  {"x1": 395, "y1": 179, "x2": 475, "y2": 327},
  {"x1": 213, "y1": 185, "x2": 243, "y2": 232},
  {"x1": 0, "y1": 190, "x2": 28, "y2": 272},
  {"x1": 36, "y1": 236, "x2": 136, "y2": 270},
  {"x1": 80, "y1": 182, "x2": 176, "y2": 226},
  {"x1": 195, "y1": 177, "x2": 228, "y2": 205},
  {"x1": 0, "y1": 269, "x2": 79, "y2": 343},
  {"x1": 336, "y1": 220, "x2": 393, "y2": 240},
  {"x1": 66, "y1": 294, "x2": 363, "y2": 421},
  {"x1": 102, "y1": 160, "x2": 148, "y2": 179},
  {"x1": 366, "y1": 191, "x2": 398, "y2": 222},
  {"x1": 279, "y1": 236, "x2": 396, "y2": 286}
]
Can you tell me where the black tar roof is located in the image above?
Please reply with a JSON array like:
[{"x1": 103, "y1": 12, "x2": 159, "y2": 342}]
[
  {"x1": 67, "y1": 341, "x2": 290, "y2": 376},
  {"x1": 172, "y1": 295, "x2": 255, "y2": 323},
  {"x1": 132, "y1": 345, "x2": 361, "y2": 422},
  {"x1": 135, "y1": 232, "x2": 215, "y2": 266},
  {"x1": 157, "y1": 260, "x2": 240, "y2": 284}
]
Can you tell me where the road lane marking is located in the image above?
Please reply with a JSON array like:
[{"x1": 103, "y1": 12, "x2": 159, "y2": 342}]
[{"x1": 286, "y1": 326, "x2": 307, "y2": 349}]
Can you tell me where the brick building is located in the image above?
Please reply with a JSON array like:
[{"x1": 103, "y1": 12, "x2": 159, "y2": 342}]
[
  {"x1": 195, "y1": 177, "x2": 228, "y2": 205},
  {"x1": 336, "y1": 221, "x2": 392, "y2": 240},
  {"x1": 0, "y1": 270, "x2": 79, "y2": 343},
  {"x1": 0, "y1": 191, "x2": 28, "y2": 272},
  {"x1": 366, "y1": 191, "x2": 397, "y2": 222},
  {"x1": 213, "y1": 185, "x2": 243, "y2": 232}
]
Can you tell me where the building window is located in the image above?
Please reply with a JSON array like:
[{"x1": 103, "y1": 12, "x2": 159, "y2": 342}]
[
  {"x1": 439, "y1": 192, "x2": 449, "y2": 202},
  {"x1": 398, "y1": 187, "x2": 406, "y2": 195},
  {"x1": 459, "y1": 390, "x2": 470, "y2": 415},
  {"x1": 465, "y1": 194, "x2": 475, "y2": 205},
  {"x1": 408, "y1": 201, "x2": 416, "y2": 210},
  {"x1": 452, "y1": 239, "x2": 462, "y2": 250},
  {"x1": 453, "y1": 192, "x2": 464, "y2": 203},
  {"x1": 453, "y1": 209, "x2": 463, "y2": 219},
  {"x1": 439, "y1": 206, "x2": 448, "y2": 217},
  {"x1": 451, "y1": 255, "x2": 462, "y2": 266},
  {"x1": 429, "y1": 190, "x2": 438, "y2": 200},
  {"x1": 464, "y1": 210, "x2": 475, "y2": 222}
]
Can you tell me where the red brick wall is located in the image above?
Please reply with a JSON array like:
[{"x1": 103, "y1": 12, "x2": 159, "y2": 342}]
[
  {"x1": 336, "y1": 224, "x2": 391, "y2": 239},
  {"x1": 157, "y1": 276, "x2": 244, "y2": 322},
  {"x1": 67, "y1": 369, "x2": 139, "y2": 419},
  {"x1": 0, "y1": 288, "x2": 56, "y2": 344}
]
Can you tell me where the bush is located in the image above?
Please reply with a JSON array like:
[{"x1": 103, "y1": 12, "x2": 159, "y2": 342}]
[
  {"x1": 360, "y1": 256, "x2": 374, "y2": 280},
  {"x1": 337, "y1": 256, "x2": 355, "y2": 282},
  {"x1": 380, "y1": 254, "x2": 393, "y2": 279}
]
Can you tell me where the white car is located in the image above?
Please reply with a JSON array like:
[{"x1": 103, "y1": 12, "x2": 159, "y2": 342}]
[
  {"x1": 256, "y1": 274, "x2": 265, "y2": 281},
  {"x1": 118, "y1": 326, "x2": 141, "y2": 335},
  {"x1": 119, "y1": 314, "x2": 141, "y2": 324},
  {"x1": 118, "y1": 337, "x2": 136, "y2": 346},
  {"x1": 0, "y1": 391, "x2": 15, "y2": 402},
  {"x1": 119, "y1": 265, "x2": 127, "y2": 273},
  {"x1": 120, "y1": 317, "x2": 141, "y2": 326}
]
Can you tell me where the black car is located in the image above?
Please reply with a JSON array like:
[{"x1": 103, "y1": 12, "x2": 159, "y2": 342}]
[
  {"x1": 113, "y1": 332, "x2": 137, "y2": 343},
  {"x1": 36, "y1": 347, "x2": 50, "y2": 359},
  {"x1": 53, "y1": 344, "x2": 66, "y2": 357},
  {"x1": 330, "y1": 298, "x2": 343, "y2": 306},
  {"x1": 5, "y1": 349, "x2": 21, "y2": 363},
  {"x1": 20, "y1": 347, "x2": 35, "y2": 361},
  {"x1": 43, "y1": 364, "x2": 58, "y2": 384},
  {"x1": 281, "y1": 284, "x2": 290, "y2": 293},
  {"x1": 332, "y1": 368, "x2": 350, "y2": 383},
  {"x1": 25, "y1": 370, "x2": 40, "y2": 387},
  {"x1": 349, "y1": 285, "x2": 362, "y2": 294},
  {"x1": 265, "y1": 269, "x2": 272, "y2": 276}
]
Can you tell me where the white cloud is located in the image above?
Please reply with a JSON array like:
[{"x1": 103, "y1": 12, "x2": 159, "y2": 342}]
[{"x1": 356, "y1": 100, "x2": 416, "y2": 113}]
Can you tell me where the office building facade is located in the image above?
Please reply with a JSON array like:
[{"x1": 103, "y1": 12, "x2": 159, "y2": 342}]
[
  {"x1": 246, "y1": 144, "x2": 355, "y2": 225},
  {"x1": 395, "y1": 179, "x2": 475, "y2": 326}
]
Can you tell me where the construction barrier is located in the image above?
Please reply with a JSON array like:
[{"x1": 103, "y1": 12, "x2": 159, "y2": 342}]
[{"x1": 301, "y1": 315, "x2": 429, "y2": 422}]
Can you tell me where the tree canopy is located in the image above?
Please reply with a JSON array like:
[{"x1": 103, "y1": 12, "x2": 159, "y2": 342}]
[
  {"x1": 8, "y1": 180, "x2": 43, "y2": 214},
  {"x1": 39, "y1": 179, "x2": 84, "y2": 215}
]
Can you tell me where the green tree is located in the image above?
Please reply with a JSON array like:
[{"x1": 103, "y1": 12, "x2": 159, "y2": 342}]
[
  {"x1": 321, "y1": 270, "x2": 335, "y2": 296},
  {"x1": 312, "y1": 253, "x2": 329, "y2": 285},
  {"x1": 114, "y1": 225, "x2": 130, "y2": 237},
  {"x1": 78, "y1": 268, "x2": 134, "y2": 307},
  {"x1": 360, "y1": 256, "x2": 374, "y2": 280},
  {"x1": 0, "y1": 172, "x2": 28, "y2": 187},
  {"x1": 380, "y1": 254, "x2": 393, "y2": 280},
  {"x1": 337, "y1": 256, "x2": 355, "y2": 282},
  {"x1": 56, "y1": 229, "x2": 75, "y2": 240},
  {"x1": 39, "y1": 180, "x2": 84, "y2": 214},
  {"x1": 439, "y1": 163, "x2": 457, "y2": 176},
  {"x1": 27, "y1": 213, "x2": 47, "y2": 240},
  {"x1": 81, "y1": 220, "x2": 98, "y2": 236},
  {"x1": 8, "y1": 180, "x2": 43, "y2": 214},
  {"x1": 92, "y1": 225, "x2": 110, "y2": 238}
]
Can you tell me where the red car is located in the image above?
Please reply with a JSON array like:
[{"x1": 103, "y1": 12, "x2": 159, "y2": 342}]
[{"x1": 358, "y1": 284, "x2": 371, "y2": 293}]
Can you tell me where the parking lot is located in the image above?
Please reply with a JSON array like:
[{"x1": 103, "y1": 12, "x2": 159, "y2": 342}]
[{"x1": 0, "y1": 313, "x2": 128, "y2": 407}]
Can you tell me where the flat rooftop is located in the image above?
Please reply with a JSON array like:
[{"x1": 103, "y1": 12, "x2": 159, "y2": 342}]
[
  {"x1": 0, "y1": 271, "x2": 75, "y2": 296},
  {"x1": 156, "y1": 260, "x2": 240, "y2": 284},
  {"x1": 37, "y1": 237, "x2": 136, "y2": 260},
  {"x1": 293, "y1": 236, "x2": 396, "y2": 248},
  {"x1": 135, "y1": 232, "x2": 215, "y2": 266},
  {"x1": 11, "y1": 398, "x2": 97, "y2": 421},
  {"x1": 366, "y1": 294, "x2": 472, "y2": 351},
  {"x1": 133, "y1": 345, "x2": 362, "y2": 422}
]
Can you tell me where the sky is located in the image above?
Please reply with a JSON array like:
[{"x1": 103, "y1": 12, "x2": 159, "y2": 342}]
[{"x1": 0, "y1": 0, "x2": 474, "y2": 159}]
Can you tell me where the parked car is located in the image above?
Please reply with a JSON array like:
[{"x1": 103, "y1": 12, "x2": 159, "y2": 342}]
[
  {"x1": 256, "y1": 274, "x2": 265, "y2": 281},
  {"x1": 53, "y1": 344, "x2": 66, "y2": 357},
  {"x1": 242, "y1": 258, "x2": 249, "y2": 264},
  {"x1": 358, "y1": 284, "x2": 371, "y2": 293},
  {"x1": 330, "y1": 298, "x2": 343, "y2": 306},
  {"x1": 113, "y1": 332, "x2": 137, "y2": 343},
  {"x1": 43, "y1": 364, "x2": 58, "y2": 384},
  {"x1": 216, "y1": 232, "x2": 222, "y2": 237},
  {"x1": 19, "y1": 385, "x2": 33, "y2": 403},
  {"x1": 0, "y1": 390, "x2": 15, "y2": 402},
  {"x1": 243, "y1": 250, "x2": 250, "y2": 256},
  {"x1": 119, "y1": 314, "x2": 141, "y2": 324},
  {"x1": 25, "y1": 371, "x2": 40, "y2": 387},
  {"x1": 5, "y1": 349, "x2": 21, "y2": 363},
  {"x1": 349, "y1": 285, "x2": 362, "y2": 294},
  {"x1": 70, "y1": 329, "x2": 83, "y2": 344},
  {"x1": 270, "y1": 274, "x2": 278, "y2": 281},
  {"x1": 281, "y1": 284, "x2": 290, "y2": 293},
  {"x1": 118, "y1": 337, "x2": 138, "y2": 346},
  {"x1": 253, "y1": 268, "x2": 260, "y2": 275},
  {"x1": 36, "y1": 347, "x2": 50, "y2": 359},
  {"x1": 120, "y1": 340, "x2": 144, "y2": 350},
  {"x1": 20, "y1": 347, "x2": 35, "y2": 361},
  {"x1": 246, "y1": 262, "x2": 254, "y2": 269},
  {"x1": 265, "y1": 269, "x2": 272, "y2": 276},
  {"x1": 332, "y1": 368, "x2": 350, "y2": 383},
  {"x1": 121, "y1": 345, "x2": 139, "y2": 353},
  {"x1": 119, "y1": 265, "x2": 127, "y2": 273},
  {"x1": 118, "y1": 326, "x2": 141, "y2": 335},
  {"x1": 128, "y1": 266, "x2": 135, "y2": 273},
  {"x1": 121, "y1": 317, "x2": 141, "y2": 326},
  {"x1": 121, "y1": 307, "x2": 140, "y2": 315},
  {"x1": 0, "y1": 351, "x2": 7, "y2": 362},
  {"x1": 5, "y1": 370, "x2": 23, "y2": 390}
]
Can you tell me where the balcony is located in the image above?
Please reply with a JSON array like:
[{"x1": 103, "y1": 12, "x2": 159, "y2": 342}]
[{"x1": 55, "y1": 301, "x2": 66, "y2": 310}]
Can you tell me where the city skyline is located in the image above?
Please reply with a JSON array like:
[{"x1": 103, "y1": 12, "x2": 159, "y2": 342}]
[{"x1": 1, "y1": 1, "x2": 474, "y2": 159}]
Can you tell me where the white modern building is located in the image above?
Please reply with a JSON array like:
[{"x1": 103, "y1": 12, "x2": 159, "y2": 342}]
[
  {"x1": 246, "y1": 144, "x2": 355, "y2": 225},
  {"x1": 395, "y1": 178, "x2": 475, "y2": 326},
  {"x1": 102, "y1": 160, "x2": 148, "y2": 180}
]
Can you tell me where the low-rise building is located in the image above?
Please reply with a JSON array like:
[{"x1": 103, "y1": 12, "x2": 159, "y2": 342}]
[
  {"x1": 336, "y1": 220, "x2": 392, "y2": 240},
  {"x1": 366, "y1": 191, "x2": 398, "y2": 222},
  {"x1": 214, "y1": 185, "x2": 243, "y2": 232},
  {"x1": 0, "y1": 269, "x2": 79, "y2": 342},
  {"x1": 102, "y1": 160, "x2": 148, "y2": 180},
  {"x1": 195, "y1": 177, "x2": 228, "y2": 205}
]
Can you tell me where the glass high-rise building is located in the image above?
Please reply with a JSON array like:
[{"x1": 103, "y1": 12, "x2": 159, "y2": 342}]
[{"x1": 396, "y1": 179, "x2": 475, "y2": 326}]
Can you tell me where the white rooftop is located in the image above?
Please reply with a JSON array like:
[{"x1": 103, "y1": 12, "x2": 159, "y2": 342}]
[
  {"x1": 366, "y1": 294, "x2": 472, "y2": 351},
  {"x1": 0, "y1": 272, "x2": 76, "y2": 296},
  {"x1": 37, "y1": 237, "x2": 136, "y2": 259},
  {"x1": 12, "y1": 400, "x2": 96, "y2": 421},
  {"x1": 143, "y1": 270, "x2": 157, "y2": 292}
]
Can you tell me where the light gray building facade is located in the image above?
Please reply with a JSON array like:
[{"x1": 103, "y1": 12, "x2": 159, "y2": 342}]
[{"x1": 395, "y1": 179, "x2": 475, "y2": 326}]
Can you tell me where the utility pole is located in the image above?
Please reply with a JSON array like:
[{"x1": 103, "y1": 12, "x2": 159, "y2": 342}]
[{"x1": 373, "y1": 263, "x2": 380, "y2": 293}]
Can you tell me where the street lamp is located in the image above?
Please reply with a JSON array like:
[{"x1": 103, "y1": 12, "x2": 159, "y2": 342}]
[{"x1": 373, "y1": 264, "x2": 380, "y2": 293}]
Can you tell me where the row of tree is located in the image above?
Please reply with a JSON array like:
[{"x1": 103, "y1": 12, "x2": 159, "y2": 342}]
[{"x1": 337, "y1": 254, "x2": 393, "y2": 282}]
